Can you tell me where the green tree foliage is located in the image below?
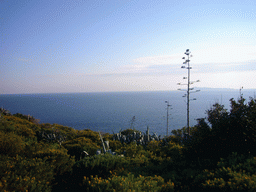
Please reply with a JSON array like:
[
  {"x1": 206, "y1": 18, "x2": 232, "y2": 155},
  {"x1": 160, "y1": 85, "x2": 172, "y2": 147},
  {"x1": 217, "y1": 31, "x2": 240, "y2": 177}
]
[{"x1": 184, "y1": 96, "x2": 256, "y2": 167}]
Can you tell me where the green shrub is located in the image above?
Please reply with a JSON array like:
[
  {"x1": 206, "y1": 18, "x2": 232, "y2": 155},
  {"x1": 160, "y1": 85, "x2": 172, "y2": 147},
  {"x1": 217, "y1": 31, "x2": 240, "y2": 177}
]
[
  {"x1": 48, "y1": 124, "x2": 78, "y2": 140},
  {"x1": 0, "y1": 119, "x2": 16, "y2": 133},
  {"x1": 114, "y1": 142, "x2": 148, "y2": 158},
  {"x1": 83, "y1": 173, "x2": 174, "y2": 192},
  {"x1": 73, "y1": 153, "x2": 129, "y2": 178},
  {"x1": 124, "y1": 142, "x2": 144, "y2": 157},
  {"x1": 5, "y1": 115, "x2": 40, "y2": 132},
  {"x1": 0, "y1": 132, "x2": 25, "y2": 156},
  {"x1": 146, "y1": 140, "x2": 162, "y2": 156},
  {"x1": 0, "y1": 154, "x2": 54, "y2": 192},
  {"x1": 108, "y1": 140, "x2": 122, "y2": 152},
  {"x1": 33, "y1": 146, "x2": 75, "y2": 176},
  {"x1": 13, "y1": 113, "x2": 40, "y2": 124},
  {"x1": 63, "y1": 137, "x2": 100, "y2": 160},
  {"x1": 69, "y1": 153, "x2": 132, "y2": 191},
  {"x1": 192, "y1": 152, "x2": 256, "y2": 191},
  {"x1": 77, "y1": 129, "x2": 101, "y2": 144}
]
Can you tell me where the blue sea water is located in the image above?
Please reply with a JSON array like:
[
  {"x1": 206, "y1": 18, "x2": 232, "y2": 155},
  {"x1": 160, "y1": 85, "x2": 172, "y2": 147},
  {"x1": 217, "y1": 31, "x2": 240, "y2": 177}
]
[{"x1": 0, "y1": 89, "x2": 255, "y2": 136}]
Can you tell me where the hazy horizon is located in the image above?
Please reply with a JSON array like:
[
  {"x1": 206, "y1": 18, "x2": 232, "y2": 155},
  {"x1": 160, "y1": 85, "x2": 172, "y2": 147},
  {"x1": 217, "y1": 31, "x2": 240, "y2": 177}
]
[
  {"x1": 1, "y1": 0, "x2": 256, "y2": 94},
  {"x1": 1, "y1": 87, "x2": 255, "y2": 96}
]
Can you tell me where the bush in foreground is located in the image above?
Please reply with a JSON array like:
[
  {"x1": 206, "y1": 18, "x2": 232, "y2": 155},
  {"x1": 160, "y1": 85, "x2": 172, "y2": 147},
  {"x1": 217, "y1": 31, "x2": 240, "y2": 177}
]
[{"x1": 83, "y1": 173, "x2": 174, "y2": 192}]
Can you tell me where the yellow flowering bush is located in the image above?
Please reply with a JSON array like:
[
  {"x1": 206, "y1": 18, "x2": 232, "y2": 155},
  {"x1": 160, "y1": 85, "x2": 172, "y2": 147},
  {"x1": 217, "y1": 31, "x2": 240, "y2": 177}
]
[
  {"x1": 83, "y1": 173, "x2": 174, "y2": 192},
  {"x1": 0, "y1": 154, "x2": 54, "y2": 192},
  {"x1": 77, "y1": 129, "x2": 101, "y2": 144},
  {"x1": 33, "y1": 146, "x2": 75, "y2": 176},
  {"x1": 108, "y1": 140, "x2": 122, "y2": 152},
  {"x1": 146, "y1": 140, "x2": 162, "y2": 156},
  {"x1": 0, "y1": 116, "x2": 38, "y2": 141},
  {"x1": 193, "y1": 152, "x2": 256, "y2": 191},
  {"x1": 0, "y1": 132, "x2": 25, "y2": 156},
  {"x1": 146, "y1": 140, "x2": 183, "y2": 162},
  {"x1": 5, "y1": 115, "x2": 40, "y2": 135}
]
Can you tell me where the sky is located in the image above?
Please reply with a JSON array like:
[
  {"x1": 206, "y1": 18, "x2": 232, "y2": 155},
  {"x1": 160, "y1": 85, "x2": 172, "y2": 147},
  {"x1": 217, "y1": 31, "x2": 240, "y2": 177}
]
[{"x1": 1, "y1": 0, "x2": 256, "y2": 94}]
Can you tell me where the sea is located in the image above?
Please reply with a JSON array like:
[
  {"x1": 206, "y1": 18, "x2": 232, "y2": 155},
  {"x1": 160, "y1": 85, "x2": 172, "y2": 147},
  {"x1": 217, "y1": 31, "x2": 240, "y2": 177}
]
[{"x1": 0, "y1": 88, "x2": 255, "y2": 137}]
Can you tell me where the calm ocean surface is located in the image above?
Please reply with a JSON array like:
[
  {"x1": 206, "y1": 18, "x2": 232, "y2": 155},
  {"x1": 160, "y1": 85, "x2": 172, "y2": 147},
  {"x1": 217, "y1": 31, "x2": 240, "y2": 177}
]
[{"x1": 0, "y1": 89, "x2": 255, "y2": 136}]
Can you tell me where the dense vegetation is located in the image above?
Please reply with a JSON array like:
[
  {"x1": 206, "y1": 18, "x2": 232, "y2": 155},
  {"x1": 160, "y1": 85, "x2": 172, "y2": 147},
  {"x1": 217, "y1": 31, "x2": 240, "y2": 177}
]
[{"x1": 1, "y1": 95, "x2": 256, "y2": 191}]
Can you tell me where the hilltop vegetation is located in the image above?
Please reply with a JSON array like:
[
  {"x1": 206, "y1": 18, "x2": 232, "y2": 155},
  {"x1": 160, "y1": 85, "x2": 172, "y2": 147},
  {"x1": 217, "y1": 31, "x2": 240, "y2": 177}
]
[{"x1": 1, "y1": 95, "x2": 256, "y2": 191}]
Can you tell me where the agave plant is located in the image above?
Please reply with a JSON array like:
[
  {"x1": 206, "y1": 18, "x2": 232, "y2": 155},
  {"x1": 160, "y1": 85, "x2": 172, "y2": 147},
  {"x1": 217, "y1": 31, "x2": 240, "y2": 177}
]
[
  {"x1": 37, "y1": 127, "x2": 66, "y2": 145},
  {"x1": 0, "y1": 107, "x2": 11, "y2": 116},
  {"x1": 112, "y1": 127, "x2": 161, "y2": 146}
]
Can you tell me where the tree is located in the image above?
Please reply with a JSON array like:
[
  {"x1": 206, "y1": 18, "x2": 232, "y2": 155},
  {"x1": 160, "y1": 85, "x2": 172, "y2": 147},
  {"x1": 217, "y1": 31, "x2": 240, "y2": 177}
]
[
  {"x1": 183, "y1": 96, "x2": 256, "y2": 166},
  {"x1": 207, "y1": 103, "x2": 228, "y2": 132}
]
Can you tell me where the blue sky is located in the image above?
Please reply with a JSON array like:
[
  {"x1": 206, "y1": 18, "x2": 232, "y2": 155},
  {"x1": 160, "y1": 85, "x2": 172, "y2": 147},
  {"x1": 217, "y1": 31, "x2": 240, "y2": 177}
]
[{"x1": 1, "y1": 0, "x2": 256, "y2": 94}]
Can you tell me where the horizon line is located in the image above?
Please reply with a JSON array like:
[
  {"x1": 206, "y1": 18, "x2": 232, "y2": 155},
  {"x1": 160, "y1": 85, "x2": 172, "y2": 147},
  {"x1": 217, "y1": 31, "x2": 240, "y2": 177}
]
[{"x1": 1, "y1": 87, "x2": 255, "y2": 95}]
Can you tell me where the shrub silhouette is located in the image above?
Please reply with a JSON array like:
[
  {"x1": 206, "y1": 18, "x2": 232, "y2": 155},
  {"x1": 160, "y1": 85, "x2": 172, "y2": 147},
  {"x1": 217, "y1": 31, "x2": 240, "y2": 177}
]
[{"x1": 184, "y1": 96, "x2": 256, "y2": 166}]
